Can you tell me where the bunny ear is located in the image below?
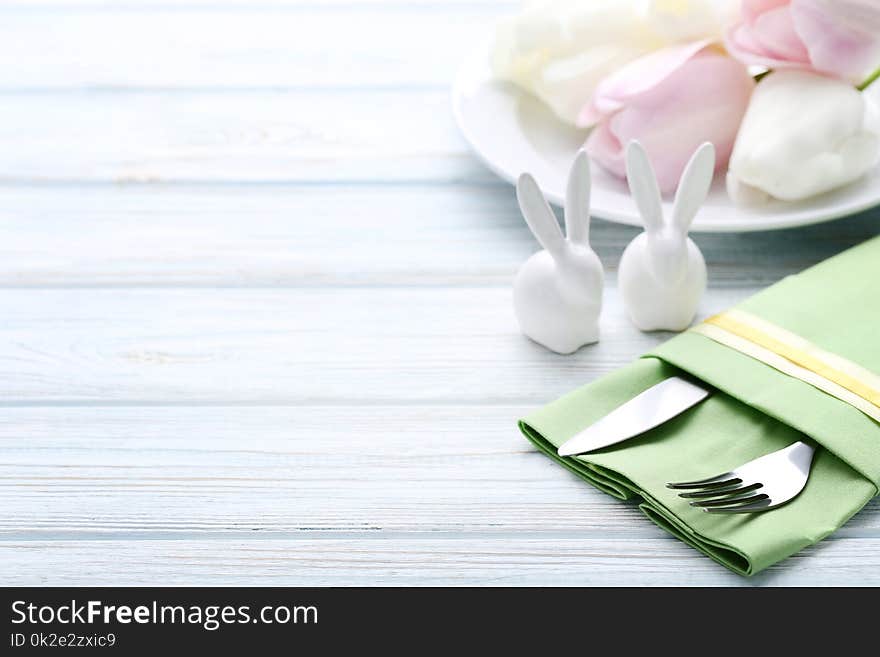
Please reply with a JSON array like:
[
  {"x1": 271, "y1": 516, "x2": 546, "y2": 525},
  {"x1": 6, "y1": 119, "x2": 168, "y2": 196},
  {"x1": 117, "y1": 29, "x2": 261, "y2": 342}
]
[
  {"x1": 564, "y1": 150, "x2": 592, "y2": 245},
  {"x1": 517, "y1": 173, "x2": 565, "y2": 257},
  {"x1": 625, "y1": 141, "x2": 663, "y2": 232},
  {"x1": 671, "y1": 142, "x2": 715, "y2": 233}
]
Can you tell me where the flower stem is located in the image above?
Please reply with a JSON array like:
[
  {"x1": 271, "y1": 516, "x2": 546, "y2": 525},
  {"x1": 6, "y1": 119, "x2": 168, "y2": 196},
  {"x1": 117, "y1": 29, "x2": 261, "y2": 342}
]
[{"x1": 859, "y1": 66, "x2": 880, "y2": 91}]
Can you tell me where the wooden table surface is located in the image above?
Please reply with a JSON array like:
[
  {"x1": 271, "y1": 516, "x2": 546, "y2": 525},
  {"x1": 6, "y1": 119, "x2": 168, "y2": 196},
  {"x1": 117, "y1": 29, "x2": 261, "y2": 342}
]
[{"x1": 2, "y1": 1, "x2": 879, "y2": 586}]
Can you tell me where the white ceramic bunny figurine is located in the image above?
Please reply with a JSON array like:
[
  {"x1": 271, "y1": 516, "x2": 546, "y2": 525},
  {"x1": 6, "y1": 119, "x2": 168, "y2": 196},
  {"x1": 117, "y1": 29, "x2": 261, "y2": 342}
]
[
  {"x1": 513, "y1": 150, "x2": 604, "y2": 354},
  {"x1": 618, "y1": 141, "x2": 712, "y2": 332}
]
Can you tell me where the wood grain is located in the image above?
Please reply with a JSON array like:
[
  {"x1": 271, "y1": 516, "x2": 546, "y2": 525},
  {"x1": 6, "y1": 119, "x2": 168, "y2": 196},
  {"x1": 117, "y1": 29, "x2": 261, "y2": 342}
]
[
  {"x1": 0, "y1": 186, "x2": 875, "y2": 288},
  {"x1": 0, "y1": 286, "x2": 749, "y2": 404},
  {"x1": 0, "y1": 4, "x2": 499, "y2": 90},
  {"x1": 0, "y1": 91, "x2": 489, "y2": 183},
  {"x1": 4, "y1": 536, "x2": 880, "y2": 586},
  {"x1": 0, "y1": 1, "x2": 515, "y2": 9}
]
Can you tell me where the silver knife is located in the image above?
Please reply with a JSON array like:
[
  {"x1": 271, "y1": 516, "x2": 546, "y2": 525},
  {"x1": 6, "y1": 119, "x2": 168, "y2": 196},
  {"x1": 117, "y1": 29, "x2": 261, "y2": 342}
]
[{"x1": 557, "y1": 376, "x2": 710, "y2": 457}]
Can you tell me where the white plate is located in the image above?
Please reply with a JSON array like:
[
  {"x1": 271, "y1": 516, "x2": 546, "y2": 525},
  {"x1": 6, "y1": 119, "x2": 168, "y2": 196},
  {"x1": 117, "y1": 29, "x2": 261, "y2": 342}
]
[{"x1": 452, "y1": 46, "x2": 880, "y2": 232}]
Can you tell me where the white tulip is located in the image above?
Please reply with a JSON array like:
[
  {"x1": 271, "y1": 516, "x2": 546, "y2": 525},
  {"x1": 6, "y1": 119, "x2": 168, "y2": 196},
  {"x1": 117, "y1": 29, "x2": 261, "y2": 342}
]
[
  {"x1": 490, "y1": 0, "x2": 735, "y2": 124},
  {"x1": 727, "y1": 70, "x2": 880, "y2": 204},
  {"x1": 647, "y1": 0, "x2": 739, "y2": 43}
]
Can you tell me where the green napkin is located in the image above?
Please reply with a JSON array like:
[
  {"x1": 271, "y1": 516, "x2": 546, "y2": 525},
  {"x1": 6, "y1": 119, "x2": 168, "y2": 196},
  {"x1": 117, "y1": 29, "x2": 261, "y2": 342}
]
[{"x1": 520, "y1": 235, "x2": 880, "y2": 576}]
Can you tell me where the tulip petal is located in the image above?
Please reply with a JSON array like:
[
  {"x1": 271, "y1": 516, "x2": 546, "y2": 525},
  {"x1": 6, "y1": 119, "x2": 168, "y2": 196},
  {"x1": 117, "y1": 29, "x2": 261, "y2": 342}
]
[
  {"x1": 647, "y1": 0, "x2": 740, "y2": 42},
  {"x1": 577, "y1": 39, "x2": 714, "y2": 127},
  {"x1": 539, "y1": 44, "x2": 650, "y2": 123},
  {"x1": 725, "y1": 2, "x2": 813, "y2": 70},
  {"x1": 792, "y1": 0, "x2": 880, "y2": 83},
  {"x1": 728, "y1": 70, "x2": 880, "y2": 201},
  {"x1": 586, "y1": 50, "x2": 754, "y2": 194},
  {"x1": 742, "y1": 0, "x2": 790, "y2": 24},
  {"x1": 584, "y1": 120, "x2": 626, "y2": 181},
  {"x1": 724, "y1": 23, "x2": 808, "y2": 72},
  {"x1": 490, "y1": 0, "x2": 660, "y2": 125},
  {"x1": 750, "y1": 7, "x2": 810, "y2": 61},
  {"x1": 727, "y1": 0, "x2": 880, "y2": 84}
]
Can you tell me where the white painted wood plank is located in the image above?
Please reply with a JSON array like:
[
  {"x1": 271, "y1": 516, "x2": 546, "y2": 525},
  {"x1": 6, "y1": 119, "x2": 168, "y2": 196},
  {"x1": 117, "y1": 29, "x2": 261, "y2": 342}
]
[
  {"x1": 0, "y1": 1, "x2": 515, "y2": 7},
  {"x1": 0, "y1": 91, "x2": 486, "y2": 183},
  {"x1": 0, "y1": 186, "x2": 876, "y2": 288},
  {"x1": 0, "y1": 5, "x2": 498, "y2": 89},
  {"x1": 4, "y1": 535, "x2": 880, "y2": 586},
  {"x1": 0, "y1": 286, "x2": 748, "y2": 404},
  {"x1": 0, "y1": 404, "x2": 636, "y2": 535},
  {"x1": 0, "y1": 406, "x2": 877, "y2": 539},
  {"x1": 0, "y1": 184, "x2": 546, "y2": 288}
]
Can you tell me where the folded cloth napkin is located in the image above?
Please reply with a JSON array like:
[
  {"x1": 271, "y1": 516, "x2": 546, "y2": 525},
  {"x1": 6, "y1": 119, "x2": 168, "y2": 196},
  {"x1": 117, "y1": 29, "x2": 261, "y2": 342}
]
[{"x1": 520, "y1": 235, "x2": 880, "y2": 576}]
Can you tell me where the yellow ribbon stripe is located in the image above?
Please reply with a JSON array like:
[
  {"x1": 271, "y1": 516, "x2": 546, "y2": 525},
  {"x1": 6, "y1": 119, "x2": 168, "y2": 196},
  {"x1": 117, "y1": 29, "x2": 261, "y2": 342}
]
[{"x1": 691, "y1": 309, "x2": 880, "y2": 421}]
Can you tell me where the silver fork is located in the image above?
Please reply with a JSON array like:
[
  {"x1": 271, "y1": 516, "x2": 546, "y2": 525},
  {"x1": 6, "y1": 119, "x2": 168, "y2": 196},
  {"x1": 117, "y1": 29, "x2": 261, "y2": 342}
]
[{"x1": 667, "y1": 441, "x2": 816, "y2": 513}]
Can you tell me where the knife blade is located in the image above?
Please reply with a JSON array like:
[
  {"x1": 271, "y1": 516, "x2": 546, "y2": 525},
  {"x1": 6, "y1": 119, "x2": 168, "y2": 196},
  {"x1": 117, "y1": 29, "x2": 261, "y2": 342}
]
[{"x1": 557, "y1": 376, "x2": 710, "y2": 457}]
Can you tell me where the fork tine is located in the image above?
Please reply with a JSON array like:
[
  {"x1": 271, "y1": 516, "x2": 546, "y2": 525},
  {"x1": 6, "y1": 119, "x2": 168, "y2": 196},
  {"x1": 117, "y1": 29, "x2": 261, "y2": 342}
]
[
  {"x1": 678, "y1": 482, "x2": 763, "y2": 500},
  {"x1": 703, "y1": 498, "x2": 775, "y2": 514},
  {"x1": 674, "y1": 442, "x2": 815, "y2": 514},
  {"x1": 666, "y1": 474, "x2": 739, "y2": 490},
  {"x1": 689, "y1": 492, "x2": 769, "y2": 509}
]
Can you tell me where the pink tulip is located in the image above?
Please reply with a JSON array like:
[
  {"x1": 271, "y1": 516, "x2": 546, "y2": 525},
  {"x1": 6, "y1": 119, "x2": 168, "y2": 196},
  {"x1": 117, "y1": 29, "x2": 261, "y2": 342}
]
[
  {"x1": 579, "y1": 41, "x2": 754, "y2": 194},
  {"x1": 726, "y1": 0, "x2": 880, "y2": 84}
]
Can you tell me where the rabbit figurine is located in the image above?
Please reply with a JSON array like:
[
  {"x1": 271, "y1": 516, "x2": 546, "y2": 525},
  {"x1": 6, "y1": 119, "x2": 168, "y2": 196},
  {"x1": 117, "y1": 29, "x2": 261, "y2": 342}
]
[
  {"x1": 618, "y1": 141, "x2": 712, "y2": 332},
  {"x1": 513, "y1": 150, "x2": 604, "y2": 354}
]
